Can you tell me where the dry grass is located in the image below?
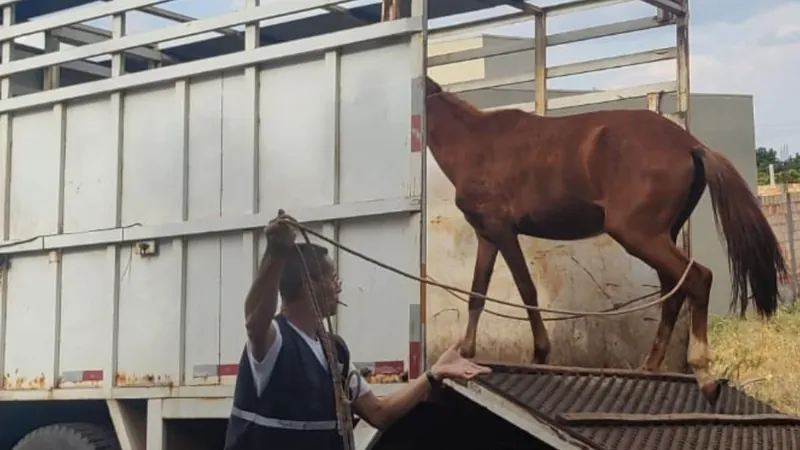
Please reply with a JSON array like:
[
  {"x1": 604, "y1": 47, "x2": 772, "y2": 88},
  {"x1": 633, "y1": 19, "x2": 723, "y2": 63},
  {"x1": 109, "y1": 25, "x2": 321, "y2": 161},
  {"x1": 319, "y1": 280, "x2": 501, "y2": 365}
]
[{"x1": 709, "y1": 303, "x2": 800, "y2": 414}]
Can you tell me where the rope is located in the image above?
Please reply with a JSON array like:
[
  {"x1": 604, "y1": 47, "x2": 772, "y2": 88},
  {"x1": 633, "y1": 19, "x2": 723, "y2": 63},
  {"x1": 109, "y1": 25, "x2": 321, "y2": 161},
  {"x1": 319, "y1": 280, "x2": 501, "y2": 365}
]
[
  {"x1": 429, "y1": 274, "x2": 662, "y2": 321},
  {"x1": 276, "y1": 213, "x2": 695, "y2": 450},
  {"x1": 278, "y1": 217, "x2": 694, "y2": 318},
  {"x1": 278, "y1": 211, "x2": 355, "y2": 450}
]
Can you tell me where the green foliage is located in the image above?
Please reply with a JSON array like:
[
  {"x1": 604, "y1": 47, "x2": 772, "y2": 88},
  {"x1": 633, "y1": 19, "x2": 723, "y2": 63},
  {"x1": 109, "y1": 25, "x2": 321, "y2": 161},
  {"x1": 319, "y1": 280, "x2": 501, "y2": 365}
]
[{"x1": 757, "y1": 147, "x2": 800, "y2": 185}]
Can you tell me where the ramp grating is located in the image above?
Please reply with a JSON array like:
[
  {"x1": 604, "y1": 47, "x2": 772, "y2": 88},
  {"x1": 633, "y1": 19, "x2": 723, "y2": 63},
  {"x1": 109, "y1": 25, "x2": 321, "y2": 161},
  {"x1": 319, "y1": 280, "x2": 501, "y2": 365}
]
[{"x1": 471, "y1": 362, "x2": 800, "y2": 450}]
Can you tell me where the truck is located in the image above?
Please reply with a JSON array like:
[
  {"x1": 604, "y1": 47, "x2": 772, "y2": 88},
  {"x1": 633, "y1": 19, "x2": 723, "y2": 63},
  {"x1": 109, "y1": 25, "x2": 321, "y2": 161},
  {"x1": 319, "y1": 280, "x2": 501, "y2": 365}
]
[{"x1": 2, "y1": 1, "x2": 796, "y2": 450}]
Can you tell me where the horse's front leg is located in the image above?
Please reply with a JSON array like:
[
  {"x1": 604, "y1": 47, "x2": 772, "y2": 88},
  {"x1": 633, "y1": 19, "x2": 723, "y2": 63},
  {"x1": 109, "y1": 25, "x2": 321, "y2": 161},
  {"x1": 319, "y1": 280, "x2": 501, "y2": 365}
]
[
  {"x1": 461, "y1": 233, "x2": 498, "y2": 359},
  {"x1": 496, "y1": 233, "x2": 551, "y2": 364}
]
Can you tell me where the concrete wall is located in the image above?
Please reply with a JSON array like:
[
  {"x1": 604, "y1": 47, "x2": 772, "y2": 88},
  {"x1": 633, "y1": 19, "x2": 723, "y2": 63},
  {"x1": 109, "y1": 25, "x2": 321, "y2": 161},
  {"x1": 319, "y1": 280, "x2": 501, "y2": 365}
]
[{"x1": 424, "y1": 34, "x2": 758, "y2": 371}]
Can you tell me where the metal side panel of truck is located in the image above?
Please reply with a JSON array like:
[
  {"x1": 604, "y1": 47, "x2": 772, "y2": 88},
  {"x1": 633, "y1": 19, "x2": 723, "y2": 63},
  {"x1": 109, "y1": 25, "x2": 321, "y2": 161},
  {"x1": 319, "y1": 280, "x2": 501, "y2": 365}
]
[
  {"x1": 0, "y1": 47, "x2": 423, "y2": 390},
  {"x1": 0, "y1": 1, "x2": 429, "y2": 447}
]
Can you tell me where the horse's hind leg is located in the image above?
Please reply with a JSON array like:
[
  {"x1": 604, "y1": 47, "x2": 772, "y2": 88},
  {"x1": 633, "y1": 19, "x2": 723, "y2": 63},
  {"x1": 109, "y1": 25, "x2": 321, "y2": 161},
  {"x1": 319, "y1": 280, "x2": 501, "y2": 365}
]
[
  {"x1": 641, "y1": 195, "x2": 696, "y2": 371},
  {"x1": 610, "y1": 229, "x2": 720, "y2": 404},
  {"x1": 461, "y1": 233, "x2": 498, "y2": 359},
  {"x1": 495, "y1": 234, "x2": 551, "y2": 364},
  {"x1": 639, "y1": 270, "x2": 686, "y2": 371}
]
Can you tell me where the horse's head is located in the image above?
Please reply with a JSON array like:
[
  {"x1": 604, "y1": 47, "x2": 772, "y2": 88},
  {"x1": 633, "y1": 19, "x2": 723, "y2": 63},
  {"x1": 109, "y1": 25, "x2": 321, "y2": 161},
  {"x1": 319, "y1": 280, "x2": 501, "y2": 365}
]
[{"x1": 425, "y1": 75, "x2": 443, "y2": 97}]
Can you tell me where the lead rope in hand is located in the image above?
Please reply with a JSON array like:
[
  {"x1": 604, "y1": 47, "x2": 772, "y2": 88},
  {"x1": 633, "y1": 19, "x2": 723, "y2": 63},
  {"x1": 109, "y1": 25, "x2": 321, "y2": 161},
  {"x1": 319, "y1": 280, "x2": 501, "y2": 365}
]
[{"x1": 278, "y1": 211, "x2": 355, "y2": 450}]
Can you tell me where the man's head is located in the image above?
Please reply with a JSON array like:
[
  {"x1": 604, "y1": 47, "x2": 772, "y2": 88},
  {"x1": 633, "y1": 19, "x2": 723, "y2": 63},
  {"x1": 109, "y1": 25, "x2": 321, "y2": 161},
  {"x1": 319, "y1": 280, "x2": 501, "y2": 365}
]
[{"x1": 279, "y1": 242, "x2": 341, "y2": 317}]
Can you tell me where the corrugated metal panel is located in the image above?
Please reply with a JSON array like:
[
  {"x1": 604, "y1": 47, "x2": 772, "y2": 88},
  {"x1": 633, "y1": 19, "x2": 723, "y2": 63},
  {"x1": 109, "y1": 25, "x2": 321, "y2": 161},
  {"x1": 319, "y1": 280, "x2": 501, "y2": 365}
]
[{"x1": 473, "y1": 364, "x2": 800, "y2": 450}]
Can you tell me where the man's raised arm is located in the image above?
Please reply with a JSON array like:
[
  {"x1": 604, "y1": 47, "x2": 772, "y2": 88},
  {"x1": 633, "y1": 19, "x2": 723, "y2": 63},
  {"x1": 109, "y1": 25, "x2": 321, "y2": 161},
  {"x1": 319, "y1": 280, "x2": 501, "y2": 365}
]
[{"x1": 244, "y1": 213, "x2": 296, "y2": 361}]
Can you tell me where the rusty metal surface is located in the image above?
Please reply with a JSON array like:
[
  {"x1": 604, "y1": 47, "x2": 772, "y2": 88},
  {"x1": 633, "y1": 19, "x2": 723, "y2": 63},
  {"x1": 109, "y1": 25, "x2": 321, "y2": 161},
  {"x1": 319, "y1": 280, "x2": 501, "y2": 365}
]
[
  {"x1": 474, "y1": 363, "x2": 800, "y2": 450},
  {"x1": 2, "y1": 372, "x2": 47, "y2": 390}
]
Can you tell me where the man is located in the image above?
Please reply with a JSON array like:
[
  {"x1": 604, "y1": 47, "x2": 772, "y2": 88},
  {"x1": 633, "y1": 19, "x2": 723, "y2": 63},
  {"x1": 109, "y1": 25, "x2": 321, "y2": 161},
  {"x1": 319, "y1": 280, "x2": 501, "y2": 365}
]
[{"x1": 224, "y1": 213, "x2": 491, "y2": 450}]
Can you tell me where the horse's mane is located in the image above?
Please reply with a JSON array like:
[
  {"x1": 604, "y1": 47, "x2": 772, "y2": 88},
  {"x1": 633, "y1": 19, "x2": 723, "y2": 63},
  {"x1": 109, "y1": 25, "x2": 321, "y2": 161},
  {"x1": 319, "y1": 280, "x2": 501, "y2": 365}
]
[{"x1": 432, "y1": 90, "x2": 485, "y2": 125}]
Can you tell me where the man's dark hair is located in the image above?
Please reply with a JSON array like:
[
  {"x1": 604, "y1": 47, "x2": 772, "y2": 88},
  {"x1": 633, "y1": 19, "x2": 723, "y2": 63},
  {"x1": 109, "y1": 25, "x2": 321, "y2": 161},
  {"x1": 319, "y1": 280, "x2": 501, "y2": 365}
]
[{"x1": 279, "y1": 242, "x2": 330, "y2": 302}]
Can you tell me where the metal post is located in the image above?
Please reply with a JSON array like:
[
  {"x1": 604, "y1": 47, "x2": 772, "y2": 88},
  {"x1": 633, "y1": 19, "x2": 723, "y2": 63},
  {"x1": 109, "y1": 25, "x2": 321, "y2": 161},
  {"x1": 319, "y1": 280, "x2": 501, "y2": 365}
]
[
  {"x1": 769, "y1": 163, "x2": 776, "y2": 186},
  {"x1": 675, "y1": 0, "x2": 690, "y2": 255},
  {"x1": 647, "y1": 91, "x2": 663, "y2": 113},
  {"x1": 324, "y1": 50, "x2": 341, "y2": 332},
  {"x1": 43, "y1": 31, "x2": 60, "y2": 90},
  {"x1": 243, "y1": 0, "x2": 261, "y2": 289},
  {"x1": 783, "y1": 179, "x2": 798, "y2": 303},
  {"x1": 0, "y1": 1, "x2": 14, "y2": 392},
  {"x1": 410, "y1": 0, "x2": 428, "y2": 380},
  {"x1": 107, "y1": 9, "x2": 126, "y2": 395},
  {"x1": 534, "y1": 13, "x2": 547, "y2": 116}
]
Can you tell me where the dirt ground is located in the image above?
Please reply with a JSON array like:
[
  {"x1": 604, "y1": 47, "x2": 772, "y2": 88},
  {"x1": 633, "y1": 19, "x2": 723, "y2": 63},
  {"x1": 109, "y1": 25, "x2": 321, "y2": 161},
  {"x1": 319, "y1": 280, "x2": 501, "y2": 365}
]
[{"x1": 709, "y1": 303, "x2": 800, "y2": 415}]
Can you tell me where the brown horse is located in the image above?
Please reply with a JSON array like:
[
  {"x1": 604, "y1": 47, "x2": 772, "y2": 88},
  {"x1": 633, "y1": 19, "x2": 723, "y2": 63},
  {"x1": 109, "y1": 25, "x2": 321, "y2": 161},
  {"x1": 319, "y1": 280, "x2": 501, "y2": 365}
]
[{"x1": 424, "y1": 76, "x2": 787, "y2": 405}]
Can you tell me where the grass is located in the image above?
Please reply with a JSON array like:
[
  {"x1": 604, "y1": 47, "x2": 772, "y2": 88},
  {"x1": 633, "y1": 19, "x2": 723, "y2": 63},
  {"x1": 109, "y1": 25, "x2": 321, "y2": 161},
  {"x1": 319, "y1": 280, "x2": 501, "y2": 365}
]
[{"x1": 709, "y1": 303, "x2": 800, "y2": 414}]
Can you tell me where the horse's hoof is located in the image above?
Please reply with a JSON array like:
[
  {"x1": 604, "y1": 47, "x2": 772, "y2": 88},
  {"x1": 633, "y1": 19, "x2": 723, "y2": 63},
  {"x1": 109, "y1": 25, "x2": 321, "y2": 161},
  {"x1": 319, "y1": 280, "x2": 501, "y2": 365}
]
[
  {"x1": 533, "y1": 348, "x2": 549, "y2": 365},
  {"x1": 700, "y1": 380, "x2": 723, "y2": 406}
]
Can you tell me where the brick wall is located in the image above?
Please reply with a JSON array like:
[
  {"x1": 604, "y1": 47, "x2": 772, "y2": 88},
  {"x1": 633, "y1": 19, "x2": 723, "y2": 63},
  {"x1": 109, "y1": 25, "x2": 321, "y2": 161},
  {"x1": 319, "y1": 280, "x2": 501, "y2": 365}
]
[{"x1": 759, "y1": 186, "x2": 800, "y2": 299}]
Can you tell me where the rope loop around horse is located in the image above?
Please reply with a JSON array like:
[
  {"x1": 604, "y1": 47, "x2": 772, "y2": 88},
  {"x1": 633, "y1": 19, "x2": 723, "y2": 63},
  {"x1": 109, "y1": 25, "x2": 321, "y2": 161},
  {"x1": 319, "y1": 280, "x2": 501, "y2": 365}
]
[
  {"x1": 277, "y1": 217, "x2": 694, "y2": 319},
  {"x1": 429, "y1": 277, "x2": 663, "y2": 322}
]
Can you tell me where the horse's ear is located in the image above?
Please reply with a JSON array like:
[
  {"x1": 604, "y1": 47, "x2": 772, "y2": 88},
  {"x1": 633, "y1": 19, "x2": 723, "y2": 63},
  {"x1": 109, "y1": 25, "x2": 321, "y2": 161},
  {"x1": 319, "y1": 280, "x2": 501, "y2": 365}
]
[{"x1": 424, "y1": 75, "x2": 442, "y2": 96}]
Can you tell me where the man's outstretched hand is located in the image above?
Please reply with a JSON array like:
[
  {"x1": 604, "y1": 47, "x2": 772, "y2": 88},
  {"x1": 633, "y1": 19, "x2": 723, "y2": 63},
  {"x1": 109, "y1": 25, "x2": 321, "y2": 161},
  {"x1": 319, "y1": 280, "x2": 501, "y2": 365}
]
[{"x1": 430, "y1": 340, "x2": 491, "y2": 382}]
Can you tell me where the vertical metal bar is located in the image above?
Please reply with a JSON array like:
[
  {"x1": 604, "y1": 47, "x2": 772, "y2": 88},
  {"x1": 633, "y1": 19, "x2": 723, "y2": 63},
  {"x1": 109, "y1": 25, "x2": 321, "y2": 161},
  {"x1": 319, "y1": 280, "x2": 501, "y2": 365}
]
[
  {"x1": 43, "y1": 31, "x2": 61, "y2": 90},
  {"x1": 0, "y1": 3, "x2": 14, "y2": 389},
  {"x1": 647, "y1": 92, "x2": 663, "y2": 112},
  {"x1": 107, "y1": 11, "x2": 126, "y2": 393},
  {"x1": 242, "y1": 0, "x2": 261, "y2": 297},
  {"x1": 0, "y1": 3, "x2": 14, "y2": 241},
  {"x1": 52, "y1": 98, "x2": 66, "y2": 387},
  {"x1": 146, "y1": 398, "x2": 165, "y2": 450},
  {"x1": 675, "y1": 0, "x2": 690, "y2": 255},
  {"x1": 534, "y1": 13, "x2": 547, "y2": 116},
  {"x1": 671, "y1": 0, "x2": 691, "y2": 370},
  {"x1": 111, "y1": 14, "x2": 126, "y2": 77},
  {"x1": 769, "y1": 163, "x2": 776, "y2": 186},
  {"x1": 784, "y1": 181, "x2": 798, "y2": 303},
  {"x1": 409, "y1": 0, "x2": 427, "y2": 378},
  {"x1": 176, "y1": 79, "x2": 189, "y2": 385},
  {"x1": 46, "y1": 17, "x2": 67, "y2": 387},
  {"x1": 325, "y1": 50, "x2": 341, "y2": 332}
]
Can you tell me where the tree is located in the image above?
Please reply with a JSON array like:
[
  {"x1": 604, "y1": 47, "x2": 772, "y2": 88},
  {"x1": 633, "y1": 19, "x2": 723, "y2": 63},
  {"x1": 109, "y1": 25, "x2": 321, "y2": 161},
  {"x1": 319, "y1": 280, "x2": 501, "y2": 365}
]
[{"x1": 756, "y1": 146, "x2": 800, "y2": 185}]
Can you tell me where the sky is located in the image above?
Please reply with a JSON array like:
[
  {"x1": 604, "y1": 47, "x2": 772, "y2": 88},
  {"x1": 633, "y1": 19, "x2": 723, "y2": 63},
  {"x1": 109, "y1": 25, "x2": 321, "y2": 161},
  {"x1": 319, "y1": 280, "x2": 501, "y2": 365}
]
[{"x1": 49, "y1": 0, "x2": 800, "y2": 156}]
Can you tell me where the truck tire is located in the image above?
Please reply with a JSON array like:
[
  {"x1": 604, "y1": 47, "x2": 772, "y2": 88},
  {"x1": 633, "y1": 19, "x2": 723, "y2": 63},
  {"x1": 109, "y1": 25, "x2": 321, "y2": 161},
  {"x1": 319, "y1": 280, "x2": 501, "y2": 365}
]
[{"x1": 12, "y1": 423, "x2": 121, "y2": 450}]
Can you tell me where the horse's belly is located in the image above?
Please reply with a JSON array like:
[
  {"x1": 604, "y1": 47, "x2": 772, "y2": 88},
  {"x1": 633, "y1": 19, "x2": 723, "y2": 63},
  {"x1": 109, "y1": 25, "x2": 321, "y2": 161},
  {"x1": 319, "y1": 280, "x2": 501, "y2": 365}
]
[{"x1": 517, "y1": 204, "x2": 605, "y2": 240}]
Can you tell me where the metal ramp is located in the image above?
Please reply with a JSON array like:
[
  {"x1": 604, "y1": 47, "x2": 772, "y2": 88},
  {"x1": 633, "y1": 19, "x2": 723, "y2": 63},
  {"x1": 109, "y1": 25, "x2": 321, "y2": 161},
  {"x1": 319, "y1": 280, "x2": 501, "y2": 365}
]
[{"x1": 445, "y1": 363, "x2": 800, "y2": 450}]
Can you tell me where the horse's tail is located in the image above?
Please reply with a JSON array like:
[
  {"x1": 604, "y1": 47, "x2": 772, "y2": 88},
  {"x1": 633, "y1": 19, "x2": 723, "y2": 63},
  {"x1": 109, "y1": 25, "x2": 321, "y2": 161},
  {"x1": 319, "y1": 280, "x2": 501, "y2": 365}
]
[{"x1": 695, "y1": 146, "x2": 788, "y2": 317}]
